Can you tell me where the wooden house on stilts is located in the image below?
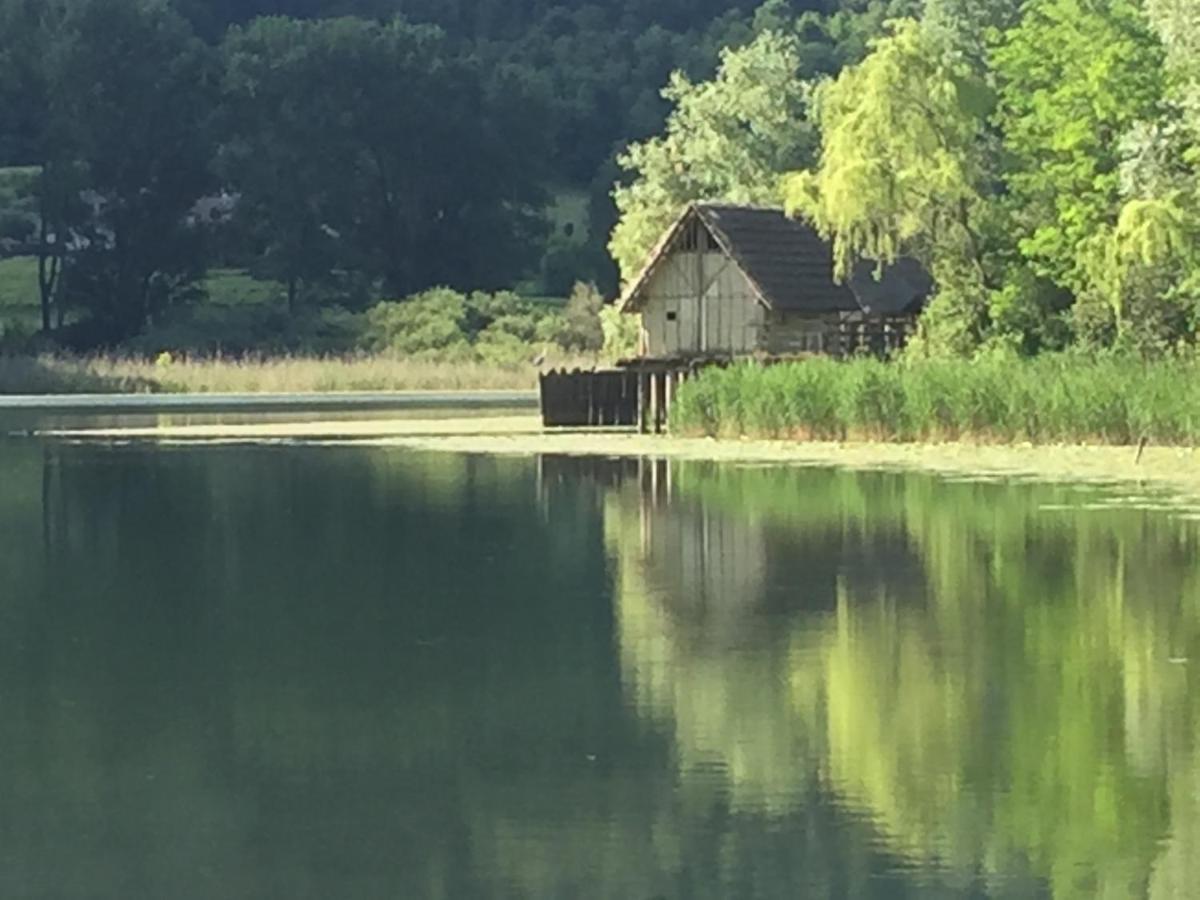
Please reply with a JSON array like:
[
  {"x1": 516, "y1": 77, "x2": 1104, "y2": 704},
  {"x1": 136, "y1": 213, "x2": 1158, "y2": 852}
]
[
  {"x1": 619, "y1": 202, "x2": 932, "y2": 360},
  {"x1": 539, "y1": 202, "x2": 933, "y2": 431}
]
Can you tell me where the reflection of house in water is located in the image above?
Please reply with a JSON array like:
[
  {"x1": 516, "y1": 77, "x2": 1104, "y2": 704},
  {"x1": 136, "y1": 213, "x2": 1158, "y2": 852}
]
[
  {"x1": 582, "y1": 457, "x2": 924, "y2": 628},
  {"x1": 578, "y1": 457, "x2": 923, "y2": 815}
]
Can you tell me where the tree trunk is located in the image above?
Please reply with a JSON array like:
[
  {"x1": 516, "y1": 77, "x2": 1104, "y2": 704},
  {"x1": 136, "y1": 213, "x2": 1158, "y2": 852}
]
[{"x1": 36, "y1": 217, "x2": 60, "y2": 334}]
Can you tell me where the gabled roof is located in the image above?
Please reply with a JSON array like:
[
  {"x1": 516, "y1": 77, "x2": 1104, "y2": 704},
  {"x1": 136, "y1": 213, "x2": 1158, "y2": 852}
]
[{"x1": 619, "y1": 203, "x2": 932, "y2": 316}]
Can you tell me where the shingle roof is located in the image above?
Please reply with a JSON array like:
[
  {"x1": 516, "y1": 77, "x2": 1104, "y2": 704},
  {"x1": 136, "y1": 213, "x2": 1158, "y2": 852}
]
[{"x1": 621, "y1": 203, "x2": 932, "y2": 316}]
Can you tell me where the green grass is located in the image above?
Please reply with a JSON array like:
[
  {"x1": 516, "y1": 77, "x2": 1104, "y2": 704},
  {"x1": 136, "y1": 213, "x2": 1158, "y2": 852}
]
[
  {"x1": 202, "y1": 268, "x2": 287, "y2": 308},
  {"x1": 0, "y1": 256, "x2": 40, "y2": 335},
  {"x1": 0, "y1": 256, "x2": 38, "y2": 307},
  {"x1": 671, "y1": 355, "x2": 1200, "y2": 447},
  {"x1": 0, "y1": 261, "x2": 283, "y2": 316}
]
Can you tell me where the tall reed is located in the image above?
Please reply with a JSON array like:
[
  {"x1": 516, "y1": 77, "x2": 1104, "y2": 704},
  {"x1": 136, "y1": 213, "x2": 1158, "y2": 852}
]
[
  {"x1": 670, "y1": 356, "x2": 1200, "y2": 446},
  {"x1": 0, "y1": 353, "x2": 587, "y2": 394}
]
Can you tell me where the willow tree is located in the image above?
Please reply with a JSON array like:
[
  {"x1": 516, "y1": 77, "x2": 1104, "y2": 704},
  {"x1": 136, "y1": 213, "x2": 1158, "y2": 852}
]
[
  {"x1": 785, "y1": 19, "x2": 989, "y2": 278},
  {"x1": 609, "y1": 30, "x2": 815, "y2": 283},
  {"x1": 784, "y1": 18, "x2": 994, "y2": 354}
]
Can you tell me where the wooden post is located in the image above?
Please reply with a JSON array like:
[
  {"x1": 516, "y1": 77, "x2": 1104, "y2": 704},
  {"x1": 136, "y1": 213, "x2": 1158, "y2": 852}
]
[
  {"x1": 663, "y1": 371, "x2": 674, "y2": 433},
  {"x1": 649, "y1": 370, "x2": 660, "y2": 434},
  {"x1": 638, "y1": 370, "x2": 650, "y2": 434}
]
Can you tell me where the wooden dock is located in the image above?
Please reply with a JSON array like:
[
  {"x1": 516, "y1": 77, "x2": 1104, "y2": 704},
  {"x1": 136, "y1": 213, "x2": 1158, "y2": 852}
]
[{"x1": 538, "y1": 363, "x2": 694, "y2": 433}]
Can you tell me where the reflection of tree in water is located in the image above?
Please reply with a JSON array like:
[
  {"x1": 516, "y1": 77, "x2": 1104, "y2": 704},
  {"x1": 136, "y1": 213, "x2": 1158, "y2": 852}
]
[
  {"x1": 607, "y1": 461, "x2": 1200, "y2": 897},
  {"x1": 8, "y1": 443, "x2": 1200, "y2": 897}
]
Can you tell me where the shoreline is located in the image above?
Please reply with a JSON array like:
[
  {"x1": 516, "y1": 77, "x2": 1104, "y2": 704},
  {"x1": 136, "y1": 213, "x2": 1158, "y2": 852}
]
[
  {"x1": 0, "y1": 389, "x2": 537, "y2": 413},
  {"x1": 33, "y1": 414, "x2": 1200, "y2": 500}
]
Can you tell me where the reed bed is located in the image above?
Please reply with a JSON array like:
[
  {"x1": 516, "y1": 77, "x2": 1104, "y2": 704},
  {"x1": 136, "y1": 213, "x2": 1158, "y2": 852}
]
[
  {"x1": 671, "y1": 356, "x2": 1200, "y2": 446},
  {"x1": 0, "y1": 353, "x2": 590, "y2": 394}
]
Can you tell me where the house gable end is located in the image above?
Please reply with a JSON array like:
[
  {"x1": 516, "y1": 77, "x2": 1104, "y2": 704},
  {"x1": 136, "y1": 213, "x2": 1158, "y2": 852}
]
[{"x1": 619, "y1": 205, "x2": 773, "y2": 314}]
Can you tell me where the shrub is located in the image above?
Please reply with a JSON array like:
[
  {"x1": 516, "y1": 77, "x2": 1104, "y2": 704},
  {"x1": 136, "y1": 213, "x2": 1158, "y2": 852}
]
[
  {"x1": 363, "y1": 288, "x2": 470, "y2": 355},
  {"x1": 362, "y1": 287, "x2": 570, "y2": 362},
  {"x1": 554, "y1": 282, "x2": 605, "y2": 352},
  {"x1": 600, "y1": 303, "x2": 639, "y2": 360}
]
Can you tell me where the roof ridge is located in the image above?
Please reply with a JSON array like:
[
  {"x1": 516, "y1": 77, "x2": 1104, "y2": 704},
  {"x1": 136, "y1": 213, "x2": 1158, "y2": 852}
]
[{"x1": 692, "y1": 200, "x2": 787, "y2": 213}]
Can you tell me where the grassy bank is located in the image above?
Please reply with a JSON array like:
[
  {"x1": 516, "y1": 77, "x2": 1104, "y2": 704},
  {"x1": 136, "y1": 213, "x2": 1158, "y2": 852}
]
[
  {"x1": 0, "y1": 353, "x2": 576, "y2": 394},
  {"x1": 671, "y1": 356, "x2": 1200, "y2": 446}
]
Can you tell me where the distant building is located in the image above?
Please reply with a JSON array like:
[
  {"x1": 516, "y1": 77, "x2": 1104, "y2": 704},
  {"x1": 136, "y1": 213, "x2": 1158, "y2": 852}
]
[{"x1": 618, "y1": 203, "x2": 932, "y2": 359}]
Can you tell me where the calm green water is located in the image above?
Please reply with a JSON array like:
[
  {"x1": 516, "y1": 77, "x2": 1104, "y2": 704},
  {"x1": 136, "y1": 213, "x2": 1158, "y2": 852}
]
[{"x1": 2, "y1": 420, "x2": 1199, "y2": 898}]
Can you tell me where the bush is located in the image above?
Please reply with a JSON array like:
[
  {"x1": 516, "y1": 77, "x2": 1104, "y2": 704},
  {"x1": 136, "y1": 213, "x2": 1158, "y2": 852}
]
[
  {"x1": 553, "y1": 282, "x2": 605, "y2": 352},
  {"x1": 363, "y1": 288, "x2": 470, "y2": 355},
  {"x1": 600, "y1": 303, "x2": 639, "y2": 360},
  {"x1": 362, "y1": 287, "x2": 567, "y2": 363}
]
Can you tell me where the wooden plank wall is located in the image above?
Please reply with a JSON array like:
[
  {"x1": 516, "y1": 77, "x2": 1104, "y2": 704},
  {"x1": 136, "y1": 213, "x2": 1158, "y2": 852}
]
[
  {"x1": 701, "y1": 254, "x2": 764, "y2": 354},
  {"x1": 640, "y1": 251, "x2": 764, "y2": 356},
  {"x1": 540, "y1": 367, "x2": 694, "y2": 433},
  {"x1": 539, "y1": 369, "x2": 640, "y2": 428}
]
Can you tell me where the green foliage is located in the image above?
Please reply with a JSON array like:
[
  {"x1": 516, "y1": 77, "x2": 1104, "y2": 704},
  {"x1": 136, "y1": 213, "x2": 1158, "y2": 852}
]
[
  {"x1": 672, "y1": 355, "x2": 1200, "y2": 445},
  {"x1": 553, "y1": 282, "x2": 606, "y2": 353},
  {"x1": 0, "y1": 166, "x2": 37, "y2": 248},
  {"x1": 610, "y1": 29, "x2": 817, "y2": 282},
  {"x1": 364, "y1": 288, "x2": 471, "y2": 356},
  {"x1": 5, "y1": 0, "x2": 1199, "y2": 359},
  {"x1": 992, "y1": 0, "x2": 1166, "y2": 295},
  {"x1": 784, "y1": 19, "x2": 990, "y2": 281},
  {"x1": 220, "y1": 16, "x2": 548, "y2": 303},
  {"x1": 600, "y1": 303, "x2": 641, "y2": 360},
  {"x1": 1145, "y1": 0, "x2": 1200, "y2": 135},
  {"x1": 362, "y1": 287, "x2": 573, "y2": 362},
  {"x1": 49, "y1": 0, "x2": 216, "y2": 342}
]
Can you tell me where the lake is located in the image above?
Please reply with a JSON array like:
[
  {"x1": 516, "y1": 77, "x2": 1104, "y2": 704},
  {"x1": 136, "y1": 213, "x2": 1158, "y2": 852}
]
[{"x1": 2, "y1": 412, "x2": 1198, "y2": 898}]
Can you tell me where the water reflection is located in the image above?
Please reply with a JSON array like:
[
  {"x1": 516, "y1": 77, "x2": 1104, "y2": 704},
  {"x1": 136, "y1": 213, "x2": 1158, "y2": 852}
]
[
  {"x1": 2, "y1": 436, "x2": 1199, "y2": 897},
  {"x1": 600, "y1": 459, "x2": 1200, "y2": 898}
]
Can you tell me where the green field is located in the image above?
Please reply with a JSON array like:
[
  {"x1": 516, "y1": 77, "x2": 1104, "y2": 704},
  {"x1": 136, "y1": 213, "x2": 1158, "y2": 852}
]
[
  {"x1": 0, "y1": 259, "x2": 291, "y2": 344},
  {"x1": 0, "y1": 256, "x2": 40, "y2": 333}
]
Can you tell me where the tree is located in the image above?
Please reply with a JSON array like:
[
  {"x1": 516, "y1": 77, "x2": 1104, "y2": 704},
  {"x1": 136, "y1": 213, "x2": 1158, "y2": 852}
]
[
  {"x1": 0, "y1": 0, "x2": 80, "y2": 334},
  {"x1": 609, "y1": 30, "x2": 816, "y2": 282},
  {"x1": 554, "y1": 281, "x2": 605, "y2": 352},
  {"x1": 1145, "y1": 0, "x2": 1200, "y2": 134},
  {"x1": 784, "y1": 19, "x2": 991, "y2": 282},
  {"x1": 221, "y1": 17, "x2": 547, "y2": 304},
  {"x1": 921, "y1": 0, "x2": 1021, "y2": 69},
  {"x1": 220, "y1": 17, "x2": 348, "y2": 313},
  {"x1": 51, "y1": 0, "x2": 216, "y2": 342},
  {"x1": 991, "y1": 0, "x2": 1165, "y2": 297}
]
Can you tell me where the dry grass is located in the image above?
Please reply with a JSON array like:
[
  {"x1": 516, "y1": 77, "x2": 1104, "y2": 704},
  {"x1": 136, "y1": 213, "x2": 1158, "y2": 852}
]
[{"x1": 0, "y1": 353, "x2": 600, "y2": 394}]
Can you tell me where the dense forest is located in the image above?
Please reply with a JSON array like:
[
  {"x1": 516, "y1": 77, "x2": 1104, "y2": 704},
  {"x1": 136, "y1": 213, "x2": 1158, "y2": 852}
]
[
  {"x1": 0, "y1": 0, "x2": 1197, "y2": 358},
  {"x1": 0, "y1": 0, "x2": 805, "y2": 350}
]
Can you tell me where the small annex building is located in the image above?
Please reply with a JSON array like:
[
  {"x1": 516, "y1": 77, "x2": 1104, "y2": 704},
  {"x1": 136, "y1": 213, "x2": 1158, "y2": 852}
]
[{"x1": 619, "y1": 202, "x2": 932, "y2": 359}]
